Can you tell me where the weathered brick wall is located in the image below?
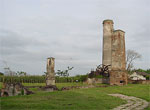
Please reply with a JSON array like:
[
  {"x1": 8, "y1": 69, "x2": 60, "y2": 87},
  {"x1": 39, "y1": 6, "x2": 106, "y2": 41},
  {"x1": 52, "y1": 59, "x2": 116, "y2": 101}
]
[
  {"x1": 110, "y1": 70, "x2": 128, "y2": 85},
  {"x1": 111, "y1": 30, "x2": 126, "y2": 70}
]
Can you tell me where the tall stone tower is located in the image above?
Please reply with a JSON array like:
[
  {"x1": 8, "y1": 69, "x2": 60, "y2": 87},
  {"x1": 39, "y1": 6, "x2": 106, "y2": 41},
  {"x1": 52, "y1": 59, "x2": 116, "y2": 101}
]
[
  {"x1": 102, "y1": 20, "x2": 114, "y2": 69},
  {"x1": 46, "y1": 57, "x2": 55, "y2": 86},
  {"x1": 102, "y1": 19, "x2": 127, "y2": 85},
  {"x1": 110, "y1": 30, "x2": 127, "y2": 85}
]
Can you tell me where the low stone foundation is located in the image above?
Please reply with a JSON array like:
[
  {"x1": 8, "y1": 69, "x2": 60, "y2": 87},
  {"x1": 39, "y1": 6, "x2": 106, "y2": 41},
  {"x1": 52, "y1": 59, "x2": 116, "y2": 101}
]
[
  {"x1": 86, "y1": 78, "x2": 109, "y2": 85},
  {"x1": 40, "y1": 85, "x2": 58, "y2": 92},
  {"x1": 86, "y1": 78, "x2": 102, "y2": 85},
  {"x1": 128, "y1": 80, "x2": 150, "y2": 84}
]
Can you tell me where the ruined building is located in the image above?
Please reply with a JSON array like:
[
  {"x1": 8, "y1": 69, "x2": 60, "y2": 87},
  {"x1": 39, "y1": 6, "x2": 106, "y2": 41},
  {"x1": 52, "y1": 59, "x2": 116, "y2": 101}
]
[
  {"x1": 46, "y1": 57, "x2": 55, "y2": 86},
  {"x1": 0, "y1": 83, "x2": 33, "y2": 97},
  {"x1": 102, "y1": 19, "x2": 128, "y2": 85},
  {"x1": 40, "y1": 57, "x2": 58, "y2": 92}
]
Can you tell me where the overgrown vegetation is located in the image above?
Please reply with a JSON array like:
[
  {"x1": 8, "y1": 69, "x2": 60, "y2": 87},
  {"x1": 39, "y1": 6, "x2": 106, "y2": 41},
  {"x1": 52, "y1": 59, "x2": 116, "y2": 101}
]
[
  {"x1": 0, "y1": 74, "x2": 88, "y2": 83},
  {"x1": 0, "y1": 76, "x2": 46, "y2": 83}
]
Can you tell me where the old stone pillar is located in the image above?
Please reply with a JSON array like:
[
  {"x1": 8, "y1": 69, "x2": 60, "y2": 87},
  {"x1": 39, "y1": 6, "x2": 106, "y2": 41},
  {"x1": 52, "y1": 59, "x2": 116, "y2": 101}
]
[
  {"x1": 46, "y1": 57, "x2": 55, "y2": 86},
  {"x1": 102, "y1": 20, "x2": 114, "y2": 69},
  {"x1": 110, "y1": 30, "x2": 127, "y2": 85}
]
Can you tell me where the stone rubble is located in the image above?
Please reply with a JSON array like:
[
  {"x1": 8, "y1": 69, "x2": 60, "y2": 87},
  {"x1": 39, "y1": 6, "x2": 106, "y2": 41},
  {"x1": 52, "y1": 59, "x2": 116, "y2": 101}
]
[{"x1": 0, "y1": 83, "x2": 34, "y2": 97}]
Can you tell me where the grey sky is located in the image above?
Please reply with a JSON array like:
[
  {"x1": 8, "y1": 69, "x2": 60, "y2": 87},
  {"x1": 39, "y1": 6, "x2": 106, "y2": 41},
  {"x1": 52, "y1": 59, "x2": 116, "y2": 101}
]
[{"x1": 0, "y1": 0, "x2": 149, "y2": 75}]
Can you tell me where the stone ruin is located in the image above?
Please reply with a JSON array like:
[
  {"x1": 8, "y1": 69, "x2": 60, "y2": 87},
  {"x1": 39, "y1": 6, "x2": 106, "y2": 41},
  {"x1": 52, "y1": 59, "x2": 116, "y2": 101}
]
[
  {"x1": 46, "y1": 57, "x2": 55, "y2": 86},
  {"x1": 0, "y1": 21, "x2": 129, "y2": 97},
  {"x1": 86, "y1": 20, "x2": 128, "y2": 86},
  {"x1": 0, "y1": 83, "x2": 34, "y2": 97},
  {"x1": 0, "y1": 20, "x2": 128, "y2": 97},
  {"x1": 41, "y1": 57, "x2": 58, "y2": 91},
  {"x1": 102, "y1": 19, "x2": 128, "y2": 85}
]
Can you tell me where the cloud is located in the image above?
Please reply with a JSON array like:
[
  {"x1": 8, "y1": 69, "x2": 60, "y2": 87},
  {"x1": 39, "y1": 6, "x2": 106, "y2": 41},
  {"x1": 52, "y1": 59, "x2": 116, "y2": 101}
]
[{"x1": 0, "y1": 0, "x2": 149, "y2": 75}]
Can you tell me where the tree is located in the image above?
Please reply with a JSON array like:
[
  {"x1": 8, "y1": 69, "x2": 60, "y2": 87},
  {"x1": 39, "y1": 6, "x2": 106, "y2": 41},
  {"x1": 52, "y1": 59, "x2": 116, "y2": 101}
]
[
  {"x1": 126, "y1": 49, "x2": 141, "y2": 71},
  {"x1": 0, "y1": 72, "x2": 4, "y2": 76},
  {"x1": 56, "y1": 66, "x2": 74, "y2": 77},
  {"x1": 145, "y1": 69, "x2": 150, "y2": 74},
  {"x1": 16, "y1": 71, "x2": 27, "y2": 76}
]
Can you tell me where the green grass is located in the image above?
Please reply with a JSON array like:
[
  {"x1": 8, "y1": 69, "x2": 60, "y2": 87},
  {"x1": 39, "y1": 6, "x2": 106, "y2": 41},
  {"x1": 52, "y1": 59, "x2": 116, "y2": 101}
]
[
  {"x1": 22, "y1": 82, "x2": 106, "y2": 89},
  {"x1": 22, "y1": 82, "x2": 86, "y2": 88},
  {"x1": 0, "y1": 87, "x2": 126, "y2": 110},
  {"x1": 0, "y1": 83, "x2": 149, "y2": 110},
  {"x1": 23, "y1": 82, "x2": 106, "y2": 92},
  {"x1": 23, "y1": 83, "x2": 46, "y2": 87}
]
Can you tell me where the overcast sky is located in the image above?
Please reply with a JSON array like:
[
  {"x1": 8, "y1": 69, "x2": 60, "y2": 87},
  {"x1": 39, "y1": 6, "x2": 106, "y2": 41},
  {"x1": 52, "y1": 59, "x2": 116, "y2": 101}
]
[{"x1": 0, "y1": 0, "x2": 149, "y2": 76}]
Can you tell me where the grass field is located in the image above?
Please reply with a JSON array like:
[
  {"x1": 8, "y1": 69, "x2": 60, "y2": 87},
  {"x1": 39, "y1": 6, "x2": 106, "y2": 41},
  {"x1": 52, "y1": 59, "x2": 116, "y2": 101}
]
[{"x1": 0, "y1": 83, "x2": 149, "y2": 110}]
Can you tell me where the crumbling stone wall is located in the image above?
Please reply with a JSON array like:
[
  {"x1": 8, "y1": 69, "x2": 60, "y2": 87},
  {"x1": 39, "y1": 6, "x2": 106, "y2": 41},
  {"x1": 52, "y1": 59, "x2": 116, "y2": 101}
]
[
  {"x1": 46, "y1": 57, "x2": 55, "y2": 86},
  {"x1": 86, "y1": 78, "x2": 109, "y2": 85},
  {"x1": 111, "y1": 30, "x2": 126, "y2": 70},
  {"x1": 0, "y1": 83, "x2": 33, "y2": 97}
]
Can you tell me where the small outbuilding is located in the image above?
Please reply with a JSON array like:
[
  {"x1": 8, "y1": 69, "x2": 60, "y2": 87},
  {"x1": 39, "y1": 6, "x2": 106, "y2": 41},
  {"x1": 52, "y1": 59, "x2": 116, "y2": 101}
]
[{"x1": 129, "y1": 72, "x2": 146, "y2": 80}]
